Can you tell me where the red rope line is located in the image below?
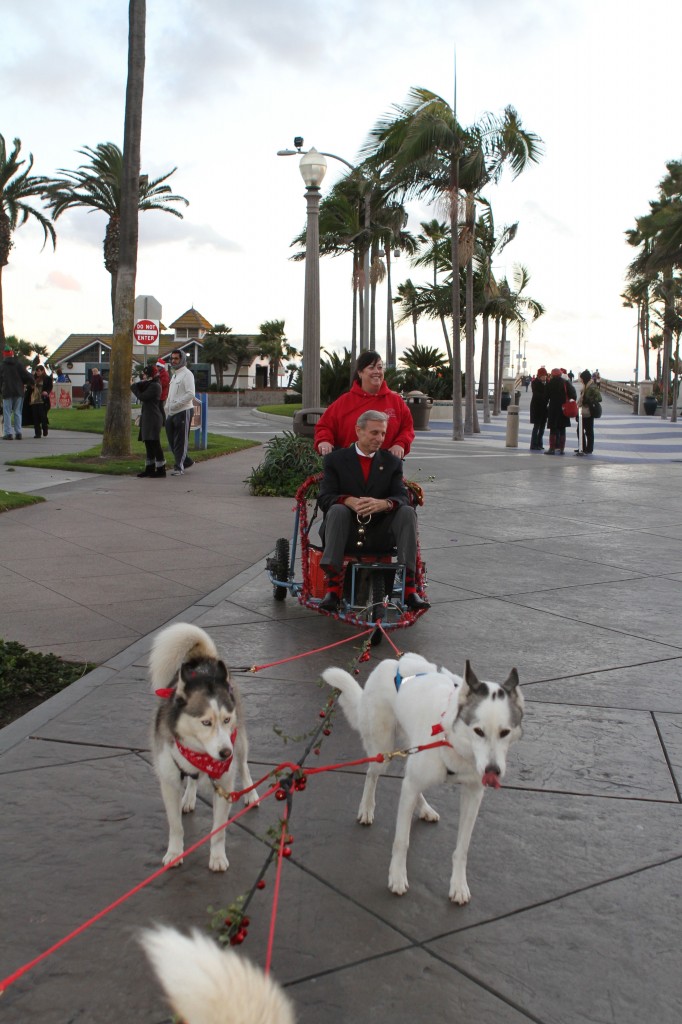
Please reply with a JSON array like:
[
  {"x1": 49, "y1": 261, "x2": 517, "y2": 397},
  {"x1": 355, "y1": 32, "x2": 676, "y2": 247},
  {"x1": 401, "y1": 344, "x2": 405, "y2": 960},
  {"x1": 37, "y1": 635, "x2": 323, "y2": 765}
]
[
  {"x1": 0, "y1": 786, "x2": 276, "y2": 997},
  {"x1": 250, "y1": 628, "x2": 375, "y2": 672},
  {"x1": 0, "y1": 728, "x2": 450, "y2": 996},
  {"x1": 264, "y1": 805, "x2": 289, "y2": 975}
]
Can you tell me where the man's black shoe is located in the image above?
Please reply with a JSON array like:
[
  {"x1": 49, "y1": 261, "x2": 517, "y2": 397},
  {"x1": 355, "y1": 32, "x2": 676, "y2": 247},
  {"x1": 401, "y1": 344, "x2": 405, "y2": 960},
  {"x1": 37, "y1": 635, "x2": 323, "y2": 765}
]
[
  {"x1": 319, "y1": 591, "x2": 340, "y2": 613},
  {"x1": 405, "y1": 592, "x2": 430, "y2": 611}
]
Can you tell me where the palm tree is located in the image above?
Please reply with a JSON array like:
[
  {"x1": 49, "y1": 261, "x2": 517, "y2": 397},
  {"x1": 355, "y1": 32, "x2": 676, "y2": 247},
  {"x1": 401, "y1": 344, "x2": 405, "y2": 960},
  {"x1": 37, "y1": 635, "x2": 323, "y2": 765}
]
[
  {"x1": 102, "y1": 0, "x2": 146, "y2": 457},
  {"x1": 413, "y1": 220, "x2": 453, "y2": 363},
  {"x1": 626, "y1": 161, "x2": 682, "y2": 416},
  {"x1": 258, "y1": 319, "x2": 297, "y2": 388},
  {"x1": 202, "y1": 324, "x2": 233, "y2": 388},
  {"x1": 226, "y1": 334, "x2": 253, "y2": 390},
  {"x1": 3, "y1": 334, "x2": 49, "y2": 367},
  {"x1": 46, "y1": 141, "x2": 188, "y2": 318},
  {"x1": 394, "y1": 278, "x2": 421, "y2": 346},
  {"x1": 361, "y1": 87, "x2": 542, "y2": 440},
  {"x1": 475, "y1": 204, "x2": 517, "y2": 421},
  {"x1": 0, "y1": 135, "x2": 56, "y2": 346}
]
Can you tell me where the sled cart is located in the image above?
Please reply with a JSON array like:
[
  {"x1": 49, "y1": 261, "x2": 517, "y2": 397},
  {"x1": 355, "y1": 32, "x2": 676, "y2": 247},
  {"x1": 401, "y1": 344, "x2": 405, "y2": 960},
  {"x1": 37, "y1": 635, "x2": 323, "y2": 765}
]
[{"x1": 266, "y1": 473, "x2": 429, "y2": 636}]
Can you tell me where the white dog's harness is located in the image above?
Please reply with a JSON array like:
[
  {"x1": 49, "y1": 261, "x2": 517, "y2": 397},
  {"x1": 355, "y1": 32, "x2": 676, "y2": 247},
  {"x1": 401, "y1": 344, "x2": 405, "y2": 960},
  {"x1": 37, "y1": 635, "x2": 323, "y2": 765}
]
[{"x1": 393, "y1": 670, "x2": 428, "y2": 691}]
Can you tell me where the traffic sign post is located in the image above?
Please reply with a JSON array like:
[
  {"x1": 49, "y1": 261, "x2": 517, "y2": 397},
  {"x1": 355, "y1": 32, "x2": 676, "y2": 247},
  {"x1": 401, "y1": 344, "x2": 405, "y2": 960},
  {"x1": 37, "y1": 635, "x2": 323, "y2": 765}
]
[{"x1": 132, "y1": 319, "x2": 160, "y2": 357}]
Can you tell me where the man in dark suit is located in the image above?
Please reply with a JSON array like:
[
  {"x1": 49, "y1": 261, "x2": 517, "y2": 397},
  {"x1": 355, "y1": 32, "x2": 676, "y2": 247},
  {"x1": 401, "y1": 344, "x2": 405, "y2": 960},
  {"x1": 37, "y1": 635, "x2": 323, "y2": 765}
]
[{"x1": 317, "y1": 410, "x2": 429, "y2": 613}]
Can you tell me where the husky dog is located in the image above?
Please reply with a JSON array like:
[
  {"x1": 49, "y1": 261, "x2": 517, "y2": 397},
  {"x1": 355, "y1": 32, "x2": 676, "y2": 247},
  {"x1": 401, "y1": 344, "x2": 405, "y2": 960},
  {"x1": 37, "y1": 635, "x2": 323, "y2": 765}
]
[
  {"x1": 150, "y1": 623, "x2": 259, "y2": 872},
  {"x1": 142, "y1": 926, "x2": 295, "y2": 1024},
  {"x1": 322, "y1": 652, "x2": 524, "y2": 903}
]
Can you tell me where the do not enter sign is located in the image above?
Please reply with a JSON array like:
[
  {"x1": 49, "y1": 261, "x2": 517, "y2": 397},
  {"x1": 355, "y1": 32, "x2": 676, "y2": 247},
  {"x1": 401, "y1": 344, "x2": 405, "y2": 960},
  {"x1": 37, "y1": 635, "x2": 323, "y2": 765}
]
[{"x1": 133, "y1": 319, "x2": 160, "y2": 345}]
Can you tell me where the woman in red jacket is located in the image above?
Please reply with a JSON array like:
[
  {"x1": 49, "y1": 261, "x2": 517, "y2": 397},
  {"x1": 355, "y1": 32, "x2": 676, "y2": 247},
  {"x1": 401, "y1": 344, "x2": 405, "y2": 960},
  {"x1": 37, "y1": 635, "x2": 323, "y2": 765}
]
[{"x1": 314, "y1": 351, "x2": 414, "y2": 458}]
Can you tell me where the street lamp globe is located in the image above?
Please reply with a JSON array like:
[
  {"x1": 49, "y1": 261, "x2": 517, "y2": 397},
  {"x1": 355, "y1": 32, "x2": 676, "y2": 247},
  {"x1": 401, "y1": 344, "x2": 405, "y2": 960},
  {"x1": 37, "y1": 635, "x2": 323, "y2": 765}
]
[{"x1": 299, "y1": 148, "x2": 327, "y2": 188}]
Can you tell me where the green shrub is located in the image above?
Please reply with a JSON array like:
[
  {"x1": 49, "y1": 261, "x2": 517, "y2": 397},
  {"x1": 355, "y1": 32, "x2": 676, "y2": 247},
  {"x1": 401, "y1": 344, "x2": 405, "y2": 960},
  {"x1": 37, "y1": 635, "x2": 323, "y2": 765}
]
[
  {"x1": 0, "y1": 639, "x2": 96, "y2": 727},
  {"x1": 246, "y1": 431, "x2": 322, "y2": 496}
]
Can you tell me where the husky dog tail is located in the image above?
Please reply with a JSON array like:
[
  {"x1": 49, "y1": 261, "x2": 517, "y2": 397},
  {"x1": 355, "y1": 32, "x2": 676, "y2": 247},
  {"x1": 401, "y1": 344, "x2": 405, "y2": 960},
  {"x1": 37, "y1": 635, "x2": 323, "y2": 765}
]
[
  {"x1": 321, "y1": 667, "x2": 365, "y2": 731},
  {"x1": 141, "y1": 926, "x2": 295, "y2": 1024},
  {"x1": 149, "y1": 622, "x2": 219, "y2": 691}
]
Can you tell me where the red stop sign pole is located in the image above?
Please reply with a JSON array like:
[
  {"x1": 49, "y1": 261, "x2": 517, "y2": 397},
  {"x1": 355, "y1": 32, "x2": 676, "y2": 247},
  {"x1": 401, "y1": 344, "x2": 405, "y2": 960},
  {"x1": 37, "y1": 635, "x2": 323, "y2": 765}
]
[{"x1": 133, "y1": 319, "x2": 159, "y2": 345}]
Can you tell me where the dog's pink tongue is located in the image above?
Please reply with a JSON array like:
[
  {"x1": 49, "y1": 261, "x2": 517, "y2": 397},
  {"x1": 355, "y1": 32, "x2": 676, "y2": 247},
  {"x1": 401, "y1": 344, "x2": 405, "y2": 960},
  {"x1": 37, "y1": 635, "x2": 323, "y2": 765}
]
[{"x1": 482, "y1": 771, "x2": 501, "y2": 789}]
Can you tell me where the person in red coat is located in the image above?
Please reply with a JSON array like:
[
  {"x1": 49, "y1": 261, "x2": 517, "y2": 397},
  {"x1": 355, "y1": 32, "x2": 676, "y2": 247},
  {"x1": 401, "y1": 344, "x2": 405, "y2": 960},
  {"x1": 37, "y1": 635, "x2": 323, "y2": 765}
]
[
  {"x1": 314, "y1": 351, "x2": 414, "y2": 458},
  {"x1": 155, "y1": 360, "x2": 170, "y2": 402}
]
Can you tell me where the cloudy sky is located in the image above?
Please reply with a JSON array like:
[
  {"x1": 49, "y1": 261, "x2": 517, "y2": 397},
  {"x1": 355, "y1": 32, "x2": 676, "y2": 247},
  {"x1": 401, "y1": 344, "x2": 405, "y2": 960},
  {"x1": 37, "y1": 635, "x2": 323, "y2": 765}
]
[{"x1": 3, "y1": 0, "x2": 681, "y2": 379}]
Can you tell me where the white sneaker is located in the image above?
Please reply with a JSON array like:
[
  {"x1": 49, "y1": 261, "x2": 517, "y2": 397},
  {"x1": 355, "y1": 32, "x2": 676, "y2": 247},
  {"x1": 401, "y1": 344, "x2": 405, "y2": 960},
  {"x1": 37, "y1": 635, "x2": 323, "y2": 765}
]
[{"x1": 170, "y1": 468, "x2": 184, "y2": 476}]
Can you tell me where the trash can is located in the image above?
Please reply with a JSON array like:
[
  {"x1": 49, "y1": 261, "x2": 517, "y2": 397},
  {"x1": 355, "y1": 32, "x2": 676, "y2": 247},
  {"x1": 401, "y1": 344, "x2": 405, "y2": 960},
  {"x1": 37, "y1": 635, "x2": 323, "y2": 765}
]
[
  {"x1": 500, "y1": 391, "x2": 512, "y2": 411},
  {"x1": 632, "y1": 394, "x2": 639, "y2": 414},
  {"x1": 405, "y1": 391, "x2": 433, "y2": 431},
  {"x1": 292, "y1": 407, "x2": 325, "y2": 439}
]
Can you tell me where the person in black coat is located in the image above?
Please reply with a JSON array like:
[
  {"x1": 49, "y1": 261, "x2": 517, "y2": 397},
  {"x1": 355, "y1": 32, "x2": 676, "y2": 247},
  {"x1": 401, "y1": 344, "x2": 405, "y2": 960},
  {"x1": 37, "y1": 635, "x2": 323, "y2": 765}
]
[
  {"x1": 545, "y1": 368, "x2": 577, "y2": 455},
  {"x1": 316, "y1": 410, "x2": 428, "y2": 612},
  {"x1": 28, "y1": 365, "x2": 53, "y2": 437},
  {"x1": 529, "y1": 366, "x2": 548, "y2": 450},
  {"x1": 131, "y1": 364, "x2": 166, "y2": 477}
]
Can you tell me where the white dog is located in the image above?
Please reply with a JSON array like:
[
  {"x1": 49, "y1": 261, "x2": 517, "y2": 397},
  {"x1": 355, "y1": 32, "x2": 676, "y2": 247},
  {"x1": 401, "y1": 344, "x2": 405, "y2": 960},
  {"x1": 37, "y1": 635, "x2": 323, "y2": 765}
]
[
  {"x1": 141, "y1": 926, "x2": 295, "y2": 1024},
  {"x1": 150, "y1": 623, "x2": 259, "y2": 872},
  {"x1": 322, "y1": 652, "x2": 524, "y2": 903}
]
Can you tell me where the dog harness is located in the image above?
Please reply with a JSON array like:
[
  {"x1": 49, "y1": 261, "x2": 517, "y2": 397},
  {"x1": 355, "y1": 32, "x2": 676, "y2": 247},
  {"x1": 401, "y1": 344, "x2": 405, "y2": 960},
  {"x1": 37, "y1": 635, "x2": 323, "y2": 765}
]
[
  {"x1": 174, "y1": 730, "x2": 238, "y2": 780},
  {"x1": 394, "y1": 670, "x2": 428, "y2": 691}
]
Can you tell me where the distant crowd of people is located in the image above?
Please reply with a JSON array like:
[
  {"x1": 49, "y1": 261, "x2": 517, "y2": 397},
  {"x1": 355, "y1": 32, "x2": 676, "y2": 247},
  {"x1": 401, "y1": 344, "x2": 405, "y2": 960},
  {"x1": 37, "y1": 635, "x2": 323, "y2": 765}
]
[
  {"x1": 529, "y1": 367, "x2": 602, "y2": 456},
  {"x1": 0, "y1": 348, "x2": 53, "y2": 439}
]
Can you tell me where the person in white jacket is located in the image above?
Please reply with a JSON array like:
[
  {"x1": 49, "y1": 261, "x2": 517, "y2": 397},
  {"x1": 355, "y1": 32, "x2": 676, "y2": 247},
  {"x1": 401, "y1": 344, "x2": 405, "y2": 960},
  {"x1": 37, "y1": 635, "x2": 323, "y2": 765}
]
[{"x1": 165, "y1": 350, "x2": 195, "y2": 475}]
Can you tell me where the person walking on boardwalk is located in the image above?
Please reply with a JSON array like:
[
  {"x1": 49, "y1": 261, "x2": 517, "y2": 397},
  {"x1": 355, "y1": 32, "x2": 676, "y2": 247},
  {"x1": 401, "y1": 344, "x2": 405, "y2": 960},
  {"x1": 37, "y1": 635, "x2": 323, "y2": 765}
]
[
  {"x1": 575, "y1": 369, "x2": 602, "y2": 456},
  {"x1": 529, "y1": 367, "x2": 548, "y2": 450},
  {"x1": 165, "y1": 349, "x2": 195, "y2": 476},
  {"x1": 545, "y1": 368, "x2": 576, "y2": 455}
]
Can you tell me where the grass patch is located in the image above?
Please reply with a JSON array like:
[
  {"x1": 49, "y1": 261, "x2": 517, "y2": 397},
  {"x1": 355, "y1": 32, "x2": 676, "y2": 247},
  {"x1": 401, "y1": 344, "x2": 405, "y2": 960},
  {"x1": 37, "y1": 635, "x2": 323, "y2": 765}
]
[
  {"x1": 48, "y1": 408, "x2": 108, "y2": 432},
  {"x1": 0, "y1": 639, "x2": 97, "y2": 728},
  {"x1": 256, "y1": 404, "x2": 301, "y2": 417},
  {"x1": 8, "y1": 414, "x2": 258, "y2": 476},
  {"x1": 0, "y1": 490, "x2": 45, "y2": 513}
]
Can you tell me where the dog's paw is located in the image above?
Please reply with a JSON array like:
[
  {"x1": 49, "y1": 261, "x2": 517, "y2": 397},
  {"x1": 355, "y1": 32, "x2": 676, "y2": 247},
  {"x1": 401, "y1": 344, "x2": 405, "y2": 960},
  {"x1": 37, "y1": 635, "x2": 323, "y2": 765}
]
[
  {"x1": 388, "y1": 864, "x2": 409, "y2": 895},
  {"x1": 209, "y1": 850, "x2": 229, "y2": 872},
  {"x1": 417, "y1": 802, "x2": 440, "y2": 823},
  {"x1": 243, "y1": 789, "x2": 259, "y2": 807},
  {"x1": 181, "y1": 793, "x2": 196, "y2": 814},
  {"x1": 163, "y1": 848, "x2": 184, "y2": 868},
  {"x1": 357, "y1": 806, "x2": 375, "y2": 826},
  {"x1": 449, "y1": 878, "x2": 471, "y2": 905}
]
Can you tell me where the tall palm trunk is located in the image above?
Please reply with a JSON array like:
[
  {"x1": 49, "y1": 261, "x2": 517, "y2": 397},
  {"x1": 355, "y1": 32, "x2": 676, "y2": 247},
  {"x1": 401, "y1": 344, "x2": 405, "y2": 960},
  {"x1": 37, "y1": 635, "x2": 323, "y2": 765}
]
[
  {"x1": 496, "y1": 318, "x2": 507, "y2": 415},
  {"x1": 385, "y1": 244, "x2": 393, "y2": 366},
  {"x1": 492, "y1": 316, "x2": 501, "y2": 415},
  {"x1": 480, "y1": 314, "x2": 491, "y2": 423},
  {"x1": 671, "y1": 332, "x2": 680, "y2": 423},
  {"x1": 0, "y1": 209, "x2": 11, "y2": 345},
  {"x1": 434, "y1": 254, "x2": 453, "y2": 365},
  {"x1": 103, "y1": 0, "x2": 145, "y2": 457},
  {"x1": 450, "y1": 160, "x2": 463, "y2": 440},
  {"x1": 463, "y1": 195, "x2": 476, "y2": 434},
  {"x1": 661, "y1": 272, "x2": 673, "y2": 419}
]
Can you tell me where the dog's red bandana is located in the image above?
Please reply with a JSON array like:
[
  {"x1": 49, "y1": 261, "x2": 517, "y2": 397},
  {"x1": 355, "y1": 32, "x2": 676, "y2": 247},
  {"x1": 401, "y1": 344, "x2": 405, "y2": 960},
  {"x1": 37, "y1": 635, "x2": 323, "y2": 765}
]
[{"x1": 175, "y1": 731, "x2": 237, "y2": 779}]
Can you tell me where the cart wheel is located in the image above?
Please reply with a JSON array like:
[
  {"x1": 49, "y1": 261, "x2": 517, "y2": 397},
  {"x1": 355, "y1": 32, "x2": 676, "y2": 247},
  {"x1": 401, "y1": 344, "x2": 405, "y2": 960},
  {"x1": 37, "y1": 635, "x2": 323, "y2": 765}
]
[
  {"x1": 370, "y1": 625, "x2": 383, "y2": 647},
  {"x1": 272, "y1": 537, "x2": 290, "y2": 601}
]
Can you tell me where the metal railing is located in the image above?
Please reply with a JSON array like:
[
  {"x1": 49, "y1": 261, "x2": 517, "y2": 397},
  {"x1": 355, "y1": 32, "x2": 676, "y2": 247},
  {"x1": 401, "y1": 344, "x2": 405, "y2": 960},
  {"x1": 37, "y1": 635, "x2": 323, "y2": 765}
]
[{"x1": 599, "y1": 379, "x2": 637, "y2": 404}]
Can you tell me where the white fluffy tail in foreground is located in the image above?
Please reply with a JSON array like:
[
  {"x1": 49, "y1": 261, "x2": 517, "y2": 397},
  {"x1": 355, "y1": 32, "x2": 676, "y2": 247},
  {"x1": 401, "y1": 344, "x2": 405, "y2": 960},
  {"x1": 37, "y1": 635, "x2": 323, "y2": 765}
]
[{"x1": 141, "y1": 926, "x2": 295, "y2": 1024}]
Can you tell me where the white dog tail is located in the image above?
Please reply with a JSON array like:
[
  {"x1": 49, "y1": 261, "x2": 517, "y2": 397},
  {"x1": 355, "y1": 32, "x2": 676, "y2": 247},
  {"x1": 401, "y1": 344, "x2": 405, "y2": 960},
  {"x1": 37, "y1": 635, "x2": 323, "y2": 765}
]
[
  {"x1": 321, "y1": 667, "x2": 364, "y2": 732},
  {"x1": 149, "y1": 623, "x2": 219, "y2": 691},
  {"x1": 141, "y1": 926, "x2": 295, "y2": 1024}
]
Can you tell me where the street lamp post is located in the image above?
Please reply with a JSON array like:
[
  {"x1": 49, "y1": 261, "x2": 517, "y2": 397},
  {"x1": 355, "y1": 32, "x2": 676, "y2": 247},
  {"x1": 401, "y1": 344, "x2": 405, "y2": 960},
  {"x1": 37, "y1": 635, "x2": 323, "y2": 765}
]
[
  {"x1": 298, "y1": 148, "x2": 327, "y2": 408},
  {"x1": 278, "y1": 140, "x2": 372, "y2": 352}
]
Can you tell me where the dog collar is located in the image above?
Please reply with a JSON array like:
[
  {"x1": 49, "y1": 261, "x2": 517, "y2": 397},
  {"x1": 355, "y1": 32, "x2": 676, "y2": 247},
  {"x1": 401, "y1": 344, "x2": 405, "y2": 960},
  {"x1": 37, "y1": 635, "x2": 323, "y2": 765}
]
[{"x1": 175, "y1": 730, "x2": 237, "y2": 780}]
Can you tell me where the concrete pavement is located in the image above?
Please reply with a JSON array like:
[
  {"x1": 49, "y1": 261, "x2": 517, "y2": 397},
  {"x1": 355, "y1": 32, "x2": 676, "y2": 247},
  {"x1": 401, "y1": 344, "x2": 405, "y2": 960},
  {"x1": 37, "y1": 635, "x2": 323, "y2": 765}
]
[{"x1": 1, "y1": 400, "x2": 682, "y2": 1023}]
